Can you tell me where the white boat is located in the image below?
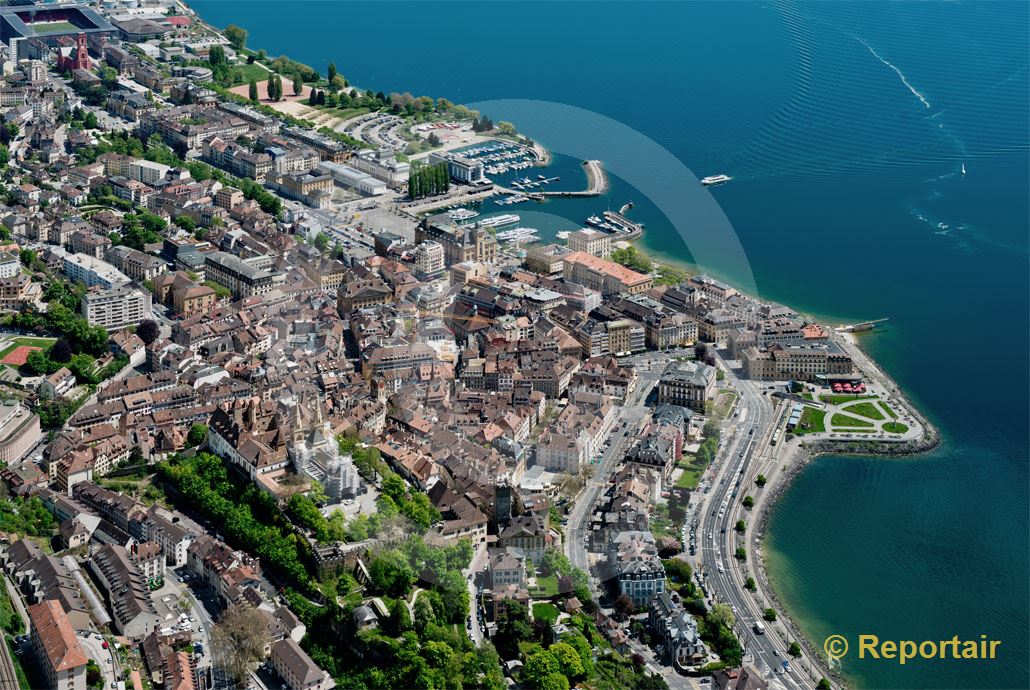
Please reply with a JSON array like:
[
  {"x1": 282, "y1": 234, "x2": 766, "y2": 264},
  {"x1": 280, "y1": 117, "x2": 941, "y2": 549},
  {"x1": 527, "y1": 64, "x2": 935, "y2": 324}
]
[
  {"x1": 496, "y1": 227, "x2": 539, "y2": 242},
  {"x1": 585, "y1": 215, "x2": 603, "y2": 226},
  {"x1": 448, "y1": 208, "x2": 479, "y2": 221},
  {"x1": 556, "y1": 231, "x2": 571, "y2": 240},
  {"x1": 701, "y1": 174, "x2": 732, "y2": 186},
  {"x1": 479, "y1": 214, "x2": 520, "y2": 228},
  {"x1": 961, "y1": 163, "x2": 966, "y2": 176}
]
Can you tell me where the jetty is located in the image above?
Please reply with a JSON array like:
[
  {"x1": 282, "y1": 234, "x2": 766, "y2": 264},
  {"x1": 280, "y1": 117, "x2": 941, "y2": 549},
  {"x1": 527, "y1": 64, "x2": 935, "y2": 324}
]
[
  {"x1": 835, "y1": 317, "x2": 889, "y2": 333},
  {"x1": 495, "y1": 159, "x2": 608, "y2": 198}
]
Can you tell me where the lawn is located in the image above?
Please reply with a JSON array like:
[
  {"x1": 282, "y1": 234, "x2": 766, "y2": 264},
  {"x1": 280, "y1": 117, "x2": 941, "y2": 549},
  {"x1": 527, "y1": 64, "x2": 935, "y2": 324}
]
[
  {"x1": 532, "y1": 602, "x2": 560, "y2": 624},
  {"x1": 879, "y1": 401, "x2": 899, "y2": 419},
  {"x1": 883, "y1": 422, "x2": 909, "y2": 434},
  {"x1": 231, "y1": 62, "x2": 271, "y2": 84},
  {"x1": 794, "y1": 408, "x2": 826, "y2": 434},
  {"x1": 830, "y1": 413, "x2": 875, "y2": 428},
  {"x1": 819, "y1": 394, "x2": 878, "y2": 405},
  {"x1": 530, "y1": 575, "x2": 558, "y2": 597},
  {"x1": 31, "y1": 20, "x2": 78, "y2": 35},
  {"x1": 841, "y1": 401, "x2": 885, "y2": 420},
  {"x1": 675, "y1": 457, "x2": 708, "y2": 490},
  {"x1": 0, "y1": 336, "x2": 56, "y2": 361},
  {"x1": 710, "y1": 391, "x2": 738, "y2": 420}
]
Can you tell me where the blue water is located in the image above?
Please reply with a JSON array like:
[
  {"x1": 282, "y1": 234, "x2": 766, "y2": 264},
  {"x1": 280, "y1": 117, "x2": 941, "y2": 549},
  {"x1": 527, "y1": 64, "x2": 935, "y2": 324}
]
[{"x1": 193, "y1": 2, "x2": 1029, "y2": 687}]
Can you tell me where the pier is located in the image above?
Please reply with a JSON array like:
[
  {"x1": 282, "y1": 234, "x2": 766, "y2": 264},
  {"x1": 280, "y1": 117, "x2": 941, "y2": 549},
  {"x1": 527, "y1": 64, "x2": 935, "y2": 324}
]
[
  {"x1": 602, "y1": 209, "x2": 644, "y2": 240},
  {"x1": 495, "y1": 159, "x2": 608, "y2": 198},
  {"x1": 835, "y1": 317, "x2": 890, "y2": 333}
]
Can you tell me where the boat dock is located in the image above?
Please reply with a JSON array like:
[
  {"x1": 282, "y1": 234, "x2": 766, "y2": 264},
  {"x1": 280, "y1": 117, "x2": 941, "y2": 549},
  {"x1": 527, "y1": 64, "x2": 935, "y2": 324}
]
[
  {"x1": 602, "y1": 210, "x2": 644, "y2": 239},
  {"x1": 835, "y1": 318, "x2": 890, "y2": 333},
  {"x1": 494, "y1": 159, "x2": 608, "y2": 198}
]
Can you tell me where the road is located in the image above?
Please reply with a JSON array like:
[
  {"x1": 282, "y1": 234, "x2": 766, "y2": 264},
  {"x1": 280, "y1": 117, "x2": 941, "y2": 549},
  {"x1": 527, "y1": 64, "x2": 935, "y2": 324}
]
[
  {"x1": 464, "y1": 542, "x2": 488, "y2": 647},
  {"x1": 563, "y1": 349, "x2": 695, "y2": 689},
  {"x1": 166, "y1": 568, "x2": 222, "y2": 689},
  {"x1": 691, "y1": 355, "x2": 815, "y2": 690}
]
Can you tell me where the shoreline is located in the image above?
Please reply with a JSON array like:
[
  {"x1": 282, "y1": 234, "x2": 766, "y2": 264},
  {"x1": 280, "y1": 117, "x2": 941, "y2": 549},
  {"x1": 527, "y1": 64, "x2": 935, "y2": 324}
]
[
  {"x1": 183, "y1": 6, "x2": 943, "y2": 686},
  {"x1": 749, "y1": 333, "x2": 941, "y2": 689}
]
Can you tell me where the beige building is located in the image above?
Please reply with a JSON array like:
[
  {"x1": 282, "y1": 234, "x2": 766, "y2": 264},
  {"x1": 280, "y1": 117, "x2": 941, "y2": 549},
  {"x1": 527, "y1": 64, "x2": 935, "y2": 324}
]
[
  {"x1": 567, "y1": 228, "x2": 611, "y2": 258},
  {"x1": 563, "y1": 251, "x2": 653, "y2": 295},
  {"x1": 741, "y1": 342, "x2": 853, "y2": 382},
  {"x1": 271, "y1": 637, "x2": 334, "y2": 690},
  {"x1": 29, "y1": 600, "x2": 88, "y2": 690},
  {"x1": 417, "y1": 214, "x2": 498, "y2": 267}
]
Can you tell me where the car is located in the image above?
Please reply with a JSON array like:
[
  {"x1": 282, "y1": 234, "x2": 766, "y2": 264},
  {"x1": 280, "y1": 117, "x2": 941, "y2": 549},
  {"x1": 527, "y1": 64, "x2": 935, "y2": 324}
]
[{"x1": 102, "y1": 641, "x2": 109, "y2": 649}]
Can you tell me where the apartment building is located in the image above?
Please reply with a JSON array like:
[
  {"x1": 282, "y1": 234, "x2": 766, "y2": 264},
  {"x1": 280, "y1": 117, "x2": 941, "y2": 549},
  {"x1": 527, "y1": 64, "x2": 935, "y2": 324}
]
[
  {"x1": 82, "y1": 286, "x2": 152, "y2": 331},
  {"x1": 28, "y1": 600, "x2": 88, "y2": 690},
  {"x1": 203, "y1": 251, "x2": 276, "y2": 299}
]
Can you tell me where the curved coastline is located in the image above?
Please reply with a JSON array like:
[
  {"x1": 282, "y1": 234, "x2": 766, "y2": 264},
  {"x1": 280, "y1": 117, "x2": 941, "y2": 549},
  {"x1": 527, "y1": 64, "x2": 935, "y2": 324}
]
[{"x1": 750, "y1": 334, "x2": 941, "y2": 688}]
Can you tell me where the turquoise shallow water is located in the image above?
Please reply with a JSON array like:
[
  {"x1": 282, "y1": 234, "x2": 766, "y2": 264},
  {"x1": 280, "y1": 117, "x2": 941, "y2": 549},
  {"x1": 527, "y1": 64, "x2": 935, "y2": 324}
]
[{"x1": 193, "y1": 2, "x2": 1029, "y2": 687}]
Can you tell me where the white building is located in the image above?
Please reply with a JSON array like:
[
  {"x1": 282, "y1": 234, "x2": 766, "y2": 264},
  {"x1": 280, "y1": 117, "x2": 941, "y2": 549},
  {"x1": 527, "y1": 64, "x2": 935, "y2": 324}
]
[
  {"x1": 82, "y1": 286, "x2": 152, "y2": 331},
  {"x1": 350, "y1": 149, "x2": 410, "y2": 186},
  {"x1": 128, "y1": 159, "x2": 170, "y2": 185},
  {"x1": 316, "y1": 161, "x2": 387, "y2": 196},
  {"x1": 0, "y1": 251, "x2": 19, "y2": 278},
  {"x1": 56, "y1": 248, "x2": 130, "y2": 289},
  {"x1": 412, "y1": 241, "x2": 445, "y2": 279}
]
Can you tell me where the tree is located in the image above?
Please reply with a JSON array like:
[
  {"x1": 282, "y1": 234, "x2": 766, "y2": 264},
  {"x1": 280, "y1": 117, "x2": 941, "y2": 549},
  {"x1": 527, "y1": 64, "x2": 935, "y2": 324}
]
[
  {"x1": 187, "y1": 424, "x2": 208, "y2": 448},
  {"x1": 522, "y1": 650, "x2": 560, "y2": 688},
  {"x1": 756, "y1": 474, "x2": 767, "y2": 487},
  {"x1": 742, "y1": 495, "x2": 754, "y2": 509},
  {"x1": 735, "y1": 547, "x2": 746, "y2": 561},
  {"x1": 549, "y1": 641, "x2": 585, "y2": 681},
  {"x1": 788, "y1": 641, "x2": 802, "y2": 658},
  {"x1": 86, "y1": 659, "x2": 103, "y2": 690},
  {"x1": 744, "y1": 576, "x2": 756, "y2": 591},
  {"x1": 174, "y1": 215, "x2": 196, "y2": 232},
  {"x1": 212, "y1": 604, "x2": 268, "y2": 688},
  {"x1": 735, "y1": 519, "x2": 746, "y2": 533},
  {"x1": 208, "y1": 44, "x2": 226, "y2": 65},
  {"x1": 224, "y1": 24, "x2": 248, "y2": 50},
  {"x1": 83, "y1": 112, "x2": 98, "y2": 129},
  {"x1": 763, "y1": 608, "x2": 777, "y2": 622},
  {"x1": 292, "y1": 72, "x2": 302, "y2": 96},
  {"x1": 614, "y1": 594, "x2": 634, "y2": 621},
  {"x1": 709, "y1": 603, "x2": 735, "y2": 630},
  {"x1": 817, "y1": 679, "x2": 832, "y2": 690},
  {"x1": 136, "y1": 319, "x2": 159, "y2": 345},
  {"x1": 248, "y1": 77, "x2": 259, "y2": 102},
  {"x1": 50, "y1": 338, "x2": 73, "y2": 363}
]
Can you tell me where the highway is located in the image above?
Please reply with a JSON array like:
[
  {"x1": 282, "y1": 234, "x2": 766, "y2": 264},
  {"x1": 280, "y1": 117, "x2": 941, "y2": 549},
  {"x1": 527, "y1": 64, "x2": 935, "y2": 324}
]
[{"x1": 691, "y1": 356, "x2": 816, "y2": 690}]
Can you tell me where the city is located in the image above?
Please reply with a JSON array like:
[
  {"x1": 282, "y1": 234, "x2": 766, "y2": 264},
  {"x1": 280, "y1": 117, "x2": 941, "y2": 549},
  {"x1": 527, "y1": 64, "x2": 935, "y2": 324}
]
[{"x1": 0, "y1": 3, "x2": 942, "y2": 690}]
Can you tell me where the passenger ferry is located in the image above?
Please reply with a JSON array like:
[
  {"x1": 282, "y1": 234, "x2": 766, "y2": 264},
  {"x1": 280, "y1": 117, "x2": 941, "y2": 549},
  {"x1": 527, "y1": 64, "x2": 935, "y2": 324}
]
[
  {"x1": 448, "y1": 208, "x2": 479, "y2": 221},
  {"x1": 479, "y1": 214, "x2": 521, "y2": 228},
  {"x1": 701, "y1": 174, "x2": 732, "y2": 186}
]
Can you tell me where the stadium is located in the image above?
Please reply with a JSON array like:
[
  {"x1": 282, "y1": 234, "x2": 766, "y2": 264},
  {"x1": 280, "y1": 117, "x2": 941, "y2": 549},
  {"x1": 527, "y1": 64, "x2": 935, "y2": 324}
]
[{"x1": 0, "y1": 3, "x2": 114, "y2": 46}]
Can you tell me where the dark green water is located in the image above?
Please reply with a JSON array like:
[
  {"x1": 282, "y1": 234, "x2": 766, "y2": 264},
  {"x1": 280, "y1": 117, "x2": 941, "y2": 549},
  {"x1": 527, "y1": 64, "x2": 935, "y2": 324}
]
[{"x1": 193, "y1": 2, "x2": 1029, "y2": 687}]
